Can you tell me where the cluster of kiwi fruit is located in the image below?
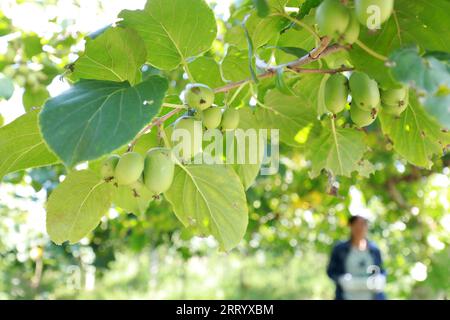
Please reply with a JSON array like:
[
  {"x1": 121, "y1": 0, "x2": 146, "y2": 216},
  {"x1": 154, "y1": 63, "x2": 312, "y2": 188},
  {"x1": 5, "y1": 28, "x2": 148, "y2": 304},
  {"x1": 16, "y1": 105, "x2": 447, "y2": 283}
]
[
  {"x1": 315, "y1": 0, "x2": 395, "y2": 45},
  {"x1": 179, "y1": 83, "x2": 240, "y2": 131},
  {"x1": 324, "y1": 72, "x2": 409, "y2": 127},
  {"x1": 99, "y1": 83, "x2": 241, "y2": 197},
  {"x1": 168, "y1": 83, "x2": 240, "y2": 160},
  {"x1": 315, "y1": 0, "x2": 407, "y2": 127},
  {"x1": 101, "y1": 148, "x2": 175, "y2": 197}
]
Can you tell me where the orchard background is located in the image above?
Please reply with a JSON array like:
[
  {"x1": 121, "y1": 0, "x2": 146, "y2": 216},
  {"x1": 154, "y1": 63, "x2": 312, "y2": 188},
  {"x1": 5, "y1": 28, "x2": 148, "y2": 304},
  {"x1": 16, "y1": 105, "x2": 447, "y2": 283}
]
[{"x1": 0, "y1": 0, "x2": 449, "y2": 299}]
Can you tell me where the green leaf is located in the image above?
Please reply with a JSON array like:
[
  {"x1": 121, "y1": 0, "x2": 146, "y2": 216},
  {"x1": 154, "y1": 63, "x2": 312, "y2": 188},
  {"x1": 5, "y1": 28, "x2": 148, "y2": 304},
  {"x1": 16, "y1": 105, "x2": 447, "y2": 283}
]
[
  {"x1": 275, "y1": 69, "x2": 295, "y2": 95},
  {"x1": 245, "y1": 12, "x2": 285, "y2": 49},
  {"x1": 189, "y1": 57, "x2": 224, "y2": 88},
  {"x1": 253, "y1": 0, "x2": 270, "y2": 18},
  {"x1": 165, "y1": 164, "x2": 248, "y2": 251},
  {"x1": 23, "y1": 86, "x2": 50, "y2": 112},
  {"x1": 425, "y1": 51, "x2": 450, "y2": 61},
  {"x1": 232, "y1": 162, "x2": 261, "y2": 190},
  {"x1": 71, "y1": 27, "x2": 147, "y2": 85},
  {"x1": 0, "y1": 73, "x2": 14, "y2": 100},
  {"x1": 22, "y1": 33, "x2": 43, "y2": 58},
  {"x1": 293, "y1": 73, "x2": 329, "y2": 116},
  {"x1": 87, "y1": 24, "x2": 112, "y2": 40},
  {"x1": 46, "y1": 170, "x2": 113, "y2": 245},
  {"x1": 225, "y1": 26, "x2": 248, "y2": 50},
  {"x1": 276, "y1": 46, "x2": 309, "y2": 59},
  {"x1": 379, "y1": 93, "x2": 450, "y2": 168},
  {"x1": 296, "y1": 0, "x2": 322, "y2": 20},
  {"x1": 221, "y1": 47, "x2": 252, "y2": 107},
  {"x1": 238, "y1": 89, "x2": 316, "y2": 147},
  {"x1": 357, "y1": 160, "x2": 377, "y2": 178},
  {"x1": 39, "y1": 76, "x2": 168, "y2": 167},
  {"x1": 189, "y1": 56, "x2": 225, "y2": 104},
  {"x1": 119, "y1": 0, "x2": 217, "y2": 70},
  {"x1": 0, "y1": 110, "x2": 58, "y2": 180},
  {"x1": 222, "y1": 47, "x2": 251, "y2": 81},
  {"x1": 349, "y1": 0, "x2": 450, "y2": 87},
  {"x1": 242, "y1": 17, "x2": 259, "y2": 83},
  {"x1": 0, "y1": 11, "x2": 12, "y2": 36},
  {"x1": 274, "y1": 16, "x2": 315, "y2": 64},
  {"x1": 267, "y1": 0, "x2": 290, "y2": 12},
  {"x1": 308, "y1": 122, "x2": 367, "y2": 178},
  {"x1": 226, "y1": 132, "x2": 263, "y2": 190}
]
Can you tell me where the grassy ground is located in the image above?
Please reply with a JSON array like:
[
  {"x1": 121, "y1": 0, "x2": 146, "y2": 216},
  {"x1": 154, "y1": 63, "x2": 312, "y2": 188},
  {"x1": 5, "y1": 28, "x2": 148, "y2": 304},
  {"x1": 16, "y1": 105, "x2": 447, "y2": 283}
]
[{"x1": 69, "y1": 249, "x2": 335, "y2": 300}]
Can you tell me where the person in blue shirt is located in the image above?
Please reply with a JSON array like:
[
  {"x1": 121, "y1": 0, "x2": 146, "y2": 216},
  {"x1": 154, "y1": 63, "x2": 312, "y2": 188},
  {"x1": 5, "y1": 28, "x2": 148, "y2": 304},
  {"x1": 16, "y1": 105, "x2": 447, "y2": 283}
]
[{"x1": 327, "y1": 215, "x2": 387, "y2": 300}]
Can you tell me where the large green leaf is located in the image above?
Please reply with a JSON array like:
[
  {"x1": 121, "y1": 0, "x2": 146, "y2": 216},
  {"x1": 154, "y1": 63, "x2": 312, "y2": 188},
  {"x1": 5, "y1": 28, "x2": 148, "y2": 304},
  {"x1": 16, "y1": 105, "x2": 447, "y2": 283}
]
[
  {"x1": 22, "y1": 33, "x2": 43, "y2": 58},
  {"x1": 71, "y1": 27, "x2": 146, "y2": 85},
  {"x1": 238, "y1": 89, "x2": 316, "y2": 147},
  {"x1": 226, "y1": 132, "x2": 263, "y2": 190},
  {"x1": 308, "y1": 122, "x2": 368, "y2": 178},
  {"x1": 0, "y1": 11, "x2": 12, "y2": 37},
  {"x1": 165, "y1": 164, "x2": 248, "y2": 251},
  {"x1": 39, "y1": 76, "x2": 168, "y2": 167},
  {"x1": 189, "y1": 56, "x2": 224, "y2": 89},
  {"x1": 267, "y1": 0, "x2": 290, "y2": 12},
  {"x1": 296, "y1": 0, "x2": 322, "y2": 19},
  {"x1": 225, "y1": 26, "x2": 246, "y2": 50},
  {"x1": 189, "y1": 56, "x2": 225, "y2": 104},
  {"x1": 292, "y1": 73, "x2": 329, "y2": 116},
  {"x1": 46, "y1": 170, "x2": 113, "y2": 244},
  {"x1": 0, "y1": 110, "x2": 58, "y2": 180},
  {"x1": 222, "y1": 47, "x2": 251, "y2": 81},
  {"x1": 379, "y1": 93, "x2": 450, "y2": 168},
  {"x1": 232, "y1": 162, "x2": 261, "y2": 190},
  {"x1": 119, "y1": 0, "x2": 217, "y2": 70},
  {"x1": 221, "y1": 47, "x2": 252, "y2": 107},
  {"x1": 349, "y1": 0, "x2": 450, "y2": 87},
  {"x1": 245, "y1": 12, "x2": 285, "y2": 49},
  {"x1": 274, "y1": 14, "x2": 316, "y2": 64},
  {"x1": 253, "y1": 0, "x2": 270, "y2": 18}
]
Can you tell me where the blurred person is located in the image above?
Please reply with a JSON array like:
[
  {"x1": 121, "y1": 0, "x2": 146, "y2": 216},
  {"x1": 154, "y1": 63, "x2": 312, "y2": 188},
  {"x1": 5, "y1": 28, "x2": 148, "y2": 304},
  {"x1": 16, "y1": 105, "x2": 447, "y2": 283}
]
[{"x1": 327, "y1": 215, "x2": 386, "y2": 300}]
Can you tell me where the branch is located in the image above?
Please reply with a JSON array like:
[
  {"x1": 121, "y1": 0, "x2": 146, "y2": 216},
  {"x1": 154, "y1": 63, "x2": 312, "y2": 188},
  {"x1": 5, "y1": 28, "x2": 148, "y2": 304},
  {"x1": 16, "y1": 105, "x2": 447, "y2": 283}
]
[
  {"x1": 214, "y1": 38, "x2": 349, "y2": 93},
  {"x1": 128, "y1": 107, "x2": 184, "y2": 151},
  {"x1": 309, "y1": 35, "x2": 331, "y2": 59},
  {"x1": 288, "y1": 66, "x2": 354, "y2": 74},
  {"x1": 129, "y1": 38, "x2": 349, "y2": 147},
  {"x1": 384, "y1": 167, "x2": 432, "y2": 209}
]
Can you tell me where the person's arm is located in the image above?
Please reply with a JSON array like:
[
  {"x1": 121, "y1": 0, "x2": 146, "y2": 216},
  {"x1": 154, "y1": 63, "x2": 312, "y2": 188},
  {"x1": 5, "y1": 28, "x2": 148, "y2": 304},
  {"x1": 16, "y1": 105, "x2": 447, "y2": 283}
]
[
  {"x1": 377, "y1": 248, "x2": 387, "y2": 276},
  {"x1": 370, "y1": 248, "x2": 387, "y2": 292},
  {"x1": 327, "y1": 244, "x2": 343, "y2": 283}
]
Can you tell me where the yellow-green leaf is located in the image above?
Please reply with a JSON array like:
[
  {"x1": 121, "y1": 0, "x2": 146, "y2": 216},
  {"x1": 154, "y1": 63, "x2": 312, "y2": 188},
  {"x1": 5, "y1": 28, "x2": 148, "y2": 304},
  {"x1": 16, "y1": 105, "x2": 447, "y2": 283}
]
[
  {"x1": 0, "y1": 110, "x2": 58, "y2": 180},
  {"x1": 71, "y1": 27, "x2": 146, "y2": 84},
  {"x1": 165, "y1": 164, "x2": 248, "y2": 251},
  {"x1": 119, "y1": 0, "x2": 217, "y2": 70},
  {"x1": 46, "y1": 170, "x2": 113, "y2": 244}
]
